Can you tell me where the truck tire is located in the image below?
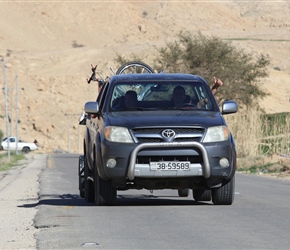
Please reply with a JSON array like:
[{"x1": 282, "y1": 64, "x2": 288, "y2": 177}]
[
  {"x1": 78, "y1": 155, "x2": 85, "y2": 198},
  {"x1": 94, "y1": 159, "x2": 116, "y2": 206},
  {"x1": 116, "y1": 61, "x2": 154, "y2": 75},
  {"x1": 212, "y1": 177, "x2": 235, "y2": 205},
  {"x1": 84, "y1": 157, "x2": 94, "y2": 202},
  {"x1": 193, "y1": 189, "x2": 211, "y2": 201},
  {"x1": 22, "y1": 147, "x2": 30, "y2": 154}
]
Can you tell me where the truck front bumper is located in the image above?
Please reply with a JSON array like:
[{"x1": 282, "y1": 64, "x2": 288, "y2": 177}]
[{"x1": 99, "y1": 140, "x2": 235, "y2": 183}]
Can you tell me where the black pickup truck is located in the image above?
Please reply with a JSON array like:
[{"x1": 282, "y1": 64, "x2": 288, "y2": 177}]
[{"x1": 79, "y1": 69, "x2": 238, "y2": 206}]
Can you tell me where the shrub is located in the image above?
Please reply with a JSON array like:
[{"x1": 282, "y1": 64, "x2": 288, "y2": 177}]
[{"x1": 153, "y1": 31, "x2": 270, "y2": 108}]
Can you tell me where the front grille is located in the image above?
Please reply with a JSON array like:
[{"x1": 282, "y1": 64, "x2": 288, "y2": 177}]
[
  {"x1": 133, "y1": 127, "x2": 204, "y2": 134},
  {"x1": 138, "y1": 138, "x2": 163, "y2": 143},
  {"x1": 174, "y1": 137, "x2": 200, "y2": 142},
  {"x1": 131, "y1": 126, "x2": 205, "y2": 143}
]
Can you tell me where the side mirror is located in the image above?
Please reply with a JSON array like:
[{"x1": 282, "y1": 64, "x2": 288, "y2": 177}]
[
  {"x1": 222, "y1": 100, "x2": 238, "y2": 115},
  {"x1": 84, "y1": 101, "x2": 99, "y2": 114},
  {"x1": 79, "y1": 111, "x2": 87, "y2": 125}
]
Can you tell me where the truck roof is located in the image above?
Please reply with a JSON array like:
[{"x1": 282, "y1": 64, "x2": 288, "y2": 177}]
[{"x1": 110, "y1": 73, "x2": 209, "y2": 85}]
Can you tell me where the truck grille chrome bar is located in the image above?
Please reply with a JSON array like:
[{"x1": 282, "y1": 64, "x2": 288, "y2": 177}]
[{"x1": 127, "y1": 141, "x2": 210, "y2": 180}]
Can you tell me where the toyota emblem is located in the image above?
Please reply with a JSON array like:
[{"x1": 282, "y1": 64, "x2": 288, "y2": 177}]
[{"x1": 161, "y1": 129, "x2": 176, "y2": 141}]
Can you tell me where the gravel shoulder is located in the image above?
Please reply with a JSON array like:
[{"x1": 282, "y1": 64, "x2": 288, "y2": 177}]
[{"x1": 0, "y1": 153, "x2": 47, "y2": 250}]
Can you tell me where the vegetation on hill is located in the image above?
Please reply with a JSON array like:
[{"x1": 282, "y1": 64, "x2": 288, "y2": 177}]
[{"x1": 116, "y1": 31, "x2": 270, "y2": 108}]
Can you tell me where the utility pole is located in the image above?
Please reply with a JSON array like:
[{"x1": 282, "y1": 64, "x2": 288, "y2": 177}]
[
  {"x1": 10, "y1": 88, "x2": 13, "y2": 136},
  {"x1": 2, "y1": 57, "x2": 10, "y2": 159},
  {"x1": 6, "y1": 87, "x2": 16, "y2": 136},
  {"x1": 15, "y1": 75, "x2": 19, "y2": 155}
]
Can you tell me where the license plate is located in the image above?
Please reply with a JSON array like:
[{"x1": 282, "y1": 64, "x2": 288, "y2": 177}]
[{"x1": 150, "y1": 161, "x2": 190, "y2": 171}]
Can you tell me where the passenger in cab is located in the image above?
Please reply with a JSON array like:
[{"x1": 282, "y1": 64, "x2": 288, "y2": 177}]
[{"x1": 171, "y1": 77, "x2": 223, "y2": 108}]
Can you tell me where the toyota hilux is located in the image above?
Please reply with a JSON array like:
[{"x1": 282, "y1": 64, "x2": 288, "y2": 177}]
[{"x1": 79, "y1": 70, "x2": 238, "y2": 206}]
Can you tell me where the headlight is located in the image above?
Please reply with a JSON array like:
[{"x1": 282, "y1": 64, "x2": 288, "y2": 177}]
[
  {"x1": 104, "y1": 126, "x2": 133, "y2": 143},
  {"x1": 203, "y1": 126, "x2": 229, "y2": 142}
]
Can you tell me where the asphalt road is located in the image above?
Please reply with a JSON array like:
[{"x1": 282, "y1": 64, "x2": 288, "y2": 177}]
[{"x1": 32, "y1": 153, "x2": 290, "y2": 249}]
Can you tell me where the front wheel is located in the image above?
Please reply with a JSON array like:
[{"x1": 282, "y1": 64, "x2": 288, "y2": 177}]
[
  {"x1": 78, "y1": 155, "x2": 85, "y2": 198},
  {"x1": 94, "y1": 158, "x2": 116, "y2": 206},
  {"x1": 84, "y1": 157, "x2": 94, "y2": 202},
  {"x1": 22, "y1": 147, "x2": 30, "y2": 154},
  {"x1": 212, "y1": 177, "x2": 235, "y2": 205}
]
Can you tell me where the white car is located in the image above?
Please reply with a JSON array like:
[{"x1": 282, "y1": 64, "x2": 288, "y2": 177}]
[{"x1": 1, "y1": 137, "x2": 38, "y2": 154}]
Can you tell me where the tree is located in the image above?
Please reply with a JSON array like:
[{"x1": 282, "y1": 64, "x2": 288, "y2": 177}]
[{"x1": 153, "y1": 31, "x2": 270, "y2": 107}]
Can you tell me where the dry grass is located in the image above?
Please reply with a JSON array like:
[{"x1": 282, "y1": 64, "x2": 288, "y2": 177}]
[
  {"x1": 225, "y1": 107, "x2": 263, "y2": 158},
  {"x1": 0, "y1": 152, "x2": 25, "y2": 172},
  {"x1": 225, "y1": 108, "x2": 290, "y2": 175},
  {"x1": 260, "y1": 113, "x2": 290, "y2": 156},
  {"x1": 226, "y1": 108, "x2": 290, "y2": 157}
]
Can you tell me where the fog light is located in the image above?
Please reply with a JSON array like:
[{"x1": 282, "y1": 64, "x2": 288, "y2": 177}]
[
  {"x1": 106, "y1": 159, "x2": 117, "y2": 168},
  {"x1": 219, "y1": 158, "x2": 229, "y2": 168}
]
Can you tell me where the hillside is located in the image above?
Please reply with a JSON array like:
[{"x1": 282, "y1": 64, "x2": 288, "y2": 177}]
[{"x1": 0, "y1": 1, "x2": 290, "y2": 153}]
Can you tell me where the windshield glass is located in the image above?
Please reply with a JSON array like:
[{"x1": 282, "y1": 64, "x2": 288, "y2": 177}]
[{"x1": 109, "y1": 81, "x2": 215, "y2": 111}]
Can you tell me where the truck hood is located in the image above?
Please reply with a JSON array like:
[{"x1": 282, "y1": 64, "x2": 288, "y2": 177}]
[{"x1": 106, "y1": 110, "x2": 225, "y2": 128}]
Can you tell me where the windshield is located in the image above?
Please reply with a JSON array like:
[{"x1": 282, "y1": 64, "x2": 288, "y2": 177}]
[{"x1": 109, "y1": 81, "x2": 216, "y2": 111}]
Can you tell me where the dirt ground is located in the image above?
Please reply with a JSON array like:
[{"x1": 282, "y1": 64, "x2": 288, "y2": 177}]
[
  {"x1": 0, "y1": 2, "x2": 289, "y2": 154},
  {"x1": 0, "y1": 153, "x2": 46, "y2": 249}
]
